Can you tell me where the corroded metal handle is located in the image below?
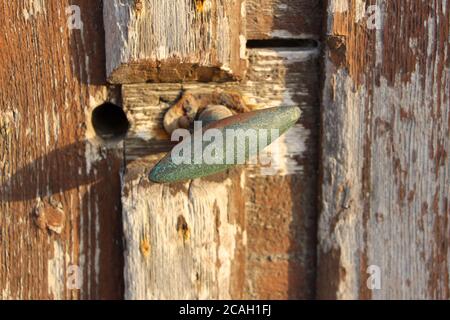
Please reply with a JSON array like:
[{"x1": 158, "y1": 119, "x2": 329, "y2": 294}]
[{"x1": 149, "y1": 106, "x2": 301, "y2": 183}]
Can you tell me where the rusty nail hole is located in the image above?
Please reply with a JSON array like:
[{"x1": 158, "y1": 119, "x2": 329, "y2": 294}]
[
  {"x1": 176, "y1": 215, "x2": 190, "y2": 242},
  {"x1": 91, "y1": 102, "x2": 130, "y2": 142},
  {"x1": 134, "y1": 0, "x2": 144, "y2": 13}
]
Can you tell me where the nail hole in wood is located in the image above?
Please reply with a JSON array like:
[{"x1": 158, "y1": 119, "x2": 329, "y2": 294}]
[
  {"x1": 91, "y1": 102, "x2": 130, "y2": 142},
  {"x1": 176, "y1": 215, "x2": 190, "y2": 243}
]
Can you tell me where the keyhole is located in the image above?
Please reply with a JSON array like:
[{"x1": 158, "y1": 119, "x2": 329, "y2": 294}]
[{"x1": 91, "y1": 102, "x2": 130, "y2": 142}]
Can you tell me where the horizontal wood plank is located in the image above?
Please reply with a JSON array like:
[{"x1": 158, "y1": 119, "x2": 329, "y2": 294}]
[{"x1": 104, "y1": 0, "x2": 246, "y2": 83}]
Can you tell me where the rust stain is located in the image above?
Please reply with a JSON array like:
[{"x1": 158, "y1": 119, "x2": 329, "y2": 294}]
[
  {"x1": 134, "y1": 0, "x2": 144, "y2": 14},
  {"x1": 168, "y1": 182, "x2": 189, "y2": 197},
  {"x1": 328, "y1": 2, "x2": 438, "y2": 87},
  {"x1": 140, "y1": 238, "x2": 151, "y2": 258},
  {"x1": 359, "y1": 249, "x2": 372, "y2": 300},
  {"x1": 195, "y1": 0, "x2": 206, "y2": 12}
]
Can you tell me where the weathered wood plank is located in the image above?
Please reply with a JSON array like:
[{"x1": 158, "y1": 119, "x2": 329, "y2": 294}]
[
  {"x1": 122, "y1": 163, "x2": 246, "y2": 299},
  {"x1": 104, "y1": 0, "x2": 247, "y2": 84},
  {"x1": 319, "y1": 0, "x2": 450, "y2": 299},
  {"x1": 247, "y1": 0, "x2": 323, "y2": 39},
  {"x1": 243, "y1": 47, "x2": 319, "y2": 299},
  {"x1": 0, "y1": 1, "x2": 123, "y2": 299},
  {"x1": 121, "y1": 47, "x2": 319, "y2": 299},
  {"x1": 121, "y1": 83, "x2": 247, "y2": 299}
]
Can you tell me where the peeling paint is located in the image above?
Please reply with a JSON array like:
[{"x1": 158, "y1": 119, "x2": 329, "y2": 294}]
[
  {"x1": 320, "y1": 0, "x2": 450, "y2": 298},
  {"x1": 23, "y1": 0, "x2": 46, "y2": 21},
  {"x1": 330, "y1": 0, "x2": 349, "y2": 13},
  {"x1": 354, "y1": 0, "x2": 366, "y2": 23}
]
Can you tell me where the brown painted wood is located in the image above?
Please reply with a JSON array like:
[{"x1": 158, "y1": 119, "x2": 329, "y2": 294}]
[
  {"x1": 0, "y1": 0, "x2": 123, "y2": 299},
  {"x1": 319, "y1": 0, "x2": 450, "y2": 299}
]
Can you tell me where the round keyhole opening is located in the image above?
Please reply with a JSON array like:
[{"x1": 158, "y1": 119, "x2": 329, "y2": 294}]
[{"x1": 91, "y1": 102, "x2": 130, "y2": 142}]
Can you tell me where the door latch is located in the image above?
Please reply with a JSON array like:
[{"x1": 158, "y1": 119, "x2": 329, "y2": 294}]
[{"x1": 149, "y1": 91, "x2": 301, "y2": 183}]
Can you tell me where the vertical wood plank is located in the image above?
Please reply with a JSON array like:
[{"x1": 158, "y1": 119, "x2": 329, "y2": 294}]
[
  {"x1": 122, "y1": 163, "x2": 246, "y2": 299},
  {"x1": 243, "y1": 48, "x2": 319, "y2": 299},
  {"x1": 319, "y1": 0, "x2": 450, "y2": 299},
  {"x1": 0, "y1": 0, "x2": 123, "y2": 299}
]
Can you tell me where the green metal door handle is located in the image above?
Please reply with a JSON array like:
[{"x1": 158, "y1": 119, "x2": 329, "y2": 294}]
[{"x1": 149, "y1": 105, "x2": 301, "y2": 183}]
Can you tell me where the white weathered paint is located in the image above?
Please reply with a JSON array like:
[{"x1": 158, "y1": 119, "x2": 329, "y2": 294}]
[
  {"x1": 354, "y1": 0, "x2": 366, "y2": 23},
  {"x1": 43, "y1": 112, "x2": 51, "y2": 147},
  {"x1": 257, "y1": 124, "x2": 309, "y2": 176},
  {"x1": 330, "y1": 0, "x2": 349, "y2": 13},
  {"x1": 23, "y1": 0, "x2": 46, "y2": 20},
  {"x1": 48, "y1": 240, "x2": 65, "y2": 300},
  {"x1": 122, "y1": 165, "x2": 242, "y2": 299},
  {"x1": 240, "y1": 35, "x2": 247, "y2": 60}
]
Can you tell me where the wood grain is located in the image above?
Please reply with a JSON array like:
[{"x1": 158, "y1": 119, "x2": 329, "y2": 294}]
[
  {"x1": 247, "y1": 0, "x2": 323, "y2": 39},
  {"x1": 104, "y1": 0, "x2": 247, "y2": 84},
  {"x1": 0, "y1": 0, "x2": 123, "y2": 299},
  {"x1": 244, "y1": 48, "x2": 319, "y2": 299},
  {"x1": 121, "y1": 83, "x2": 247, "y2": 299},
  {"x1": 319, "y1": 0, "x2": 450, "y2": 299},
  {"x1": 121, "y1": 47, "x2": 319, "y2": 299},
  {"x1": 122, "y1": 163, "x2": 246, "y2": 299}
]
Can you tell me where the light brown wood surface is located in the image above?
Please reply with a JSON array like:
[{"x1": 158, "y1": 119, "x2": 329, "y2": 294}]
[
  {"x1": 104, "y1": 0, "x2": 247, "y2": 84},
  {"x1": 319, "y1": 0, "x2": 450, "y2": 299}
]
